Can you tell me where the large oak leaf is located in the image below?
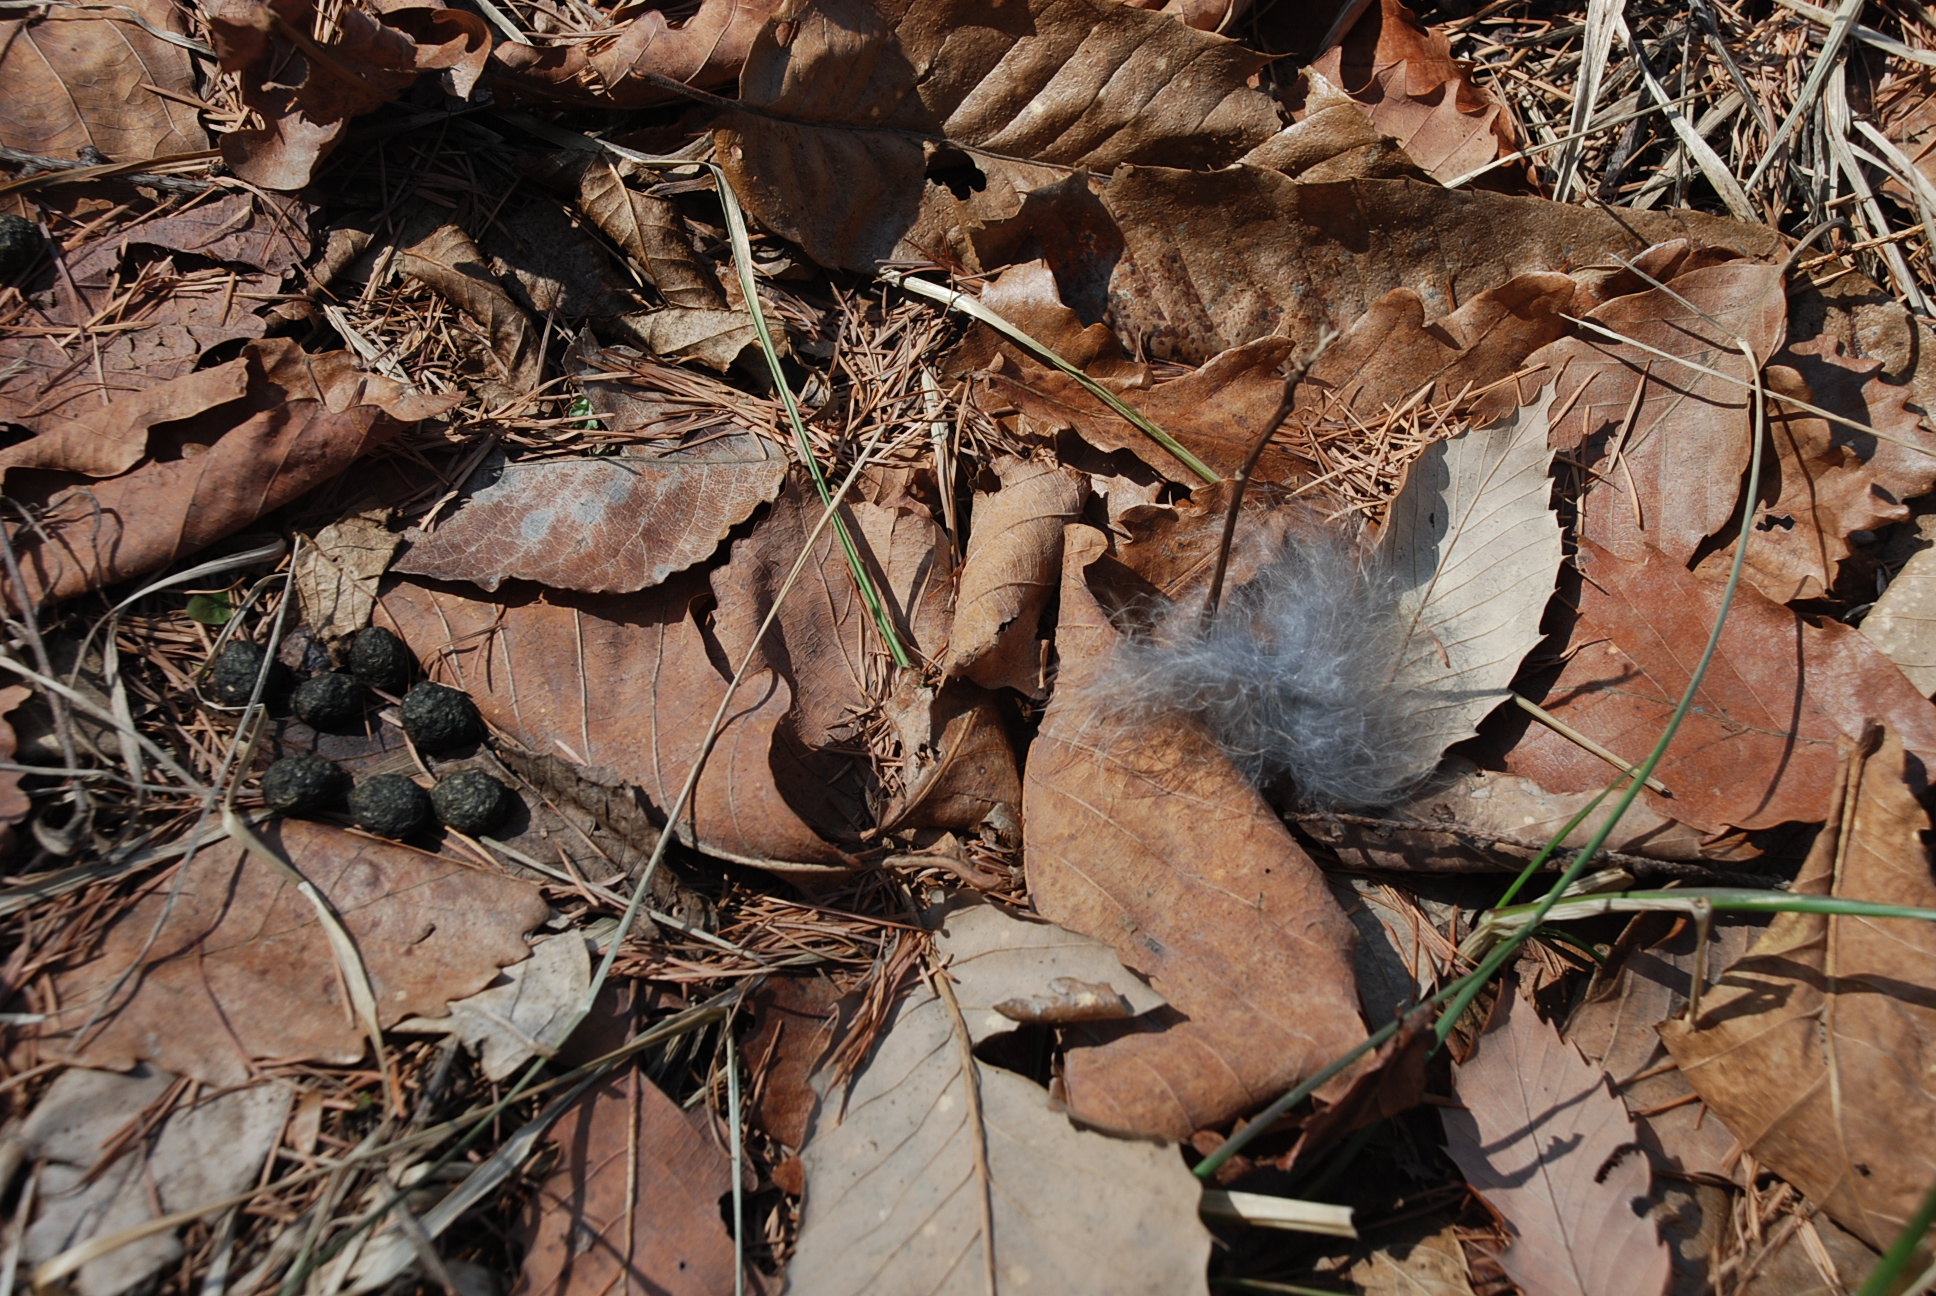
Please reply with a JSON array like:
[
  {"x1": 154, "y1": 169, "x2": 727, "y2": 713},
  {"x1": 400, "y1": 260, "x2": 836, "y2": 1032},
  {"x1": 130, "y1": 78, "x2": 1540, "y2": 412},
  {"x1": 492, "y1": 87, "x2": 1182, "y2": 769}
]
[{"x1": 1023, "y1": 525, "x2": 1365, "y2": 1138}]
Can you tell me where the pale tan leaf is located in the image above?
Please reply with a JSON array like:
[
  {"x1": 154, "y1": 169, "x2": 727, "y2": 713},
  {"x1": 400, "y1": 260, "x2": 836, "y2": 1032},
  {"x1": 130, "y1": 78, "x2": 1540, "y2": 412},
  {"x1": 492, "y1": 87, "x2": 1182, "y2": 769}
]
[
  {"x1": 1377, "y1": 388, "x2": 1564, "y2": 762},
  {"x1": 40, "y1": 819, "x2": 549, "y2": 1087},
  {"x1": 295, "y1": 509, "x2": 401, "y2": 640},
  {"x1": 1347, "y1": 1220, "x2": 1478, "y2": 1296},
  {"x1": 715, "y1": 0, "x2": 1282, "y2": 272},
  {"x1": 1862, "y1": 543, "x2": 1936, "y2": 696},
  {"x1": 1660, "y1": 729, "x2": 1936, "y2": 1250},
  {"x1": 948, "y1": 456, "x2": 1087, "y2": 696},
  {"x1": 785, "y1": 899, "x2": 1207, "y2": 1295},
  {"x1": 396, "y1": 933, "x2": 591, "y2": 1082},
  {"x1": 396, "y1": 443, "x2": 786, "y2": 594},
  {"x1": 627, "y1": 308, "x2": 764, "y2": 372},
  {"x1": 1443, "y1": 989, "x2": 1672, "y2": 1296}
]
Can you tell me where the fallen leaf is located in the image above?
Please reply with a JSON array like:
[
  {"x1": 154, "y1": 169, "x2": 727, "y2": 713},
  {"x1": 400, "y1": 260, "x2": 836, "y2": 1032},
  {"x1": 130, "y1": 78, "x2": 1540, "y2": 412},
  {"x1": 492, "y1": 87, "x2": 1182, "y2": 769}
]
[
  {"x1": 879, "y1": 679, "x2": 1022, "y2": 835},
  {"x1": 1282, "y1": 1010, "x2": 1432, "y2": 1172},
  {"x1": 0, "y1": 0, "x2": 206, "y2": 162},
  {"x1": 489, "y1": 0, "x2": 779, "y2": 109},
  {"x1": 1023, "y1": 525, "x2": 1366, "y2": 1138},
  {"x1": 1443, "y1": 988, "x2": 1672, "y2": 1296},
  {"x1": 1529, "y1": 258, "x2": 1790, "y2": 569},
  {"x1": 376, "y1": 574, "x2": 858, "y2": 871},
  {"x1": 1862, "y1": 542, "x2": 1936, "y2": 696},
  {"x1": 5, "y1": 339, "x2": 455, "y2": 607},
  {"x1": 743, "y1": 975, "x2": 843, "y2": 1150},
  {"x1": 1095, "y1": 169, "x2": 1782, "y2": 366},
  {"x1": 784, "y1": 899, "x2": 1207, "y2": 1294},
  {"x1": 396, "y1": 440, "x2": 786, "y2": 594},
  {"x1": 207, "y1": 0, "x2": 489, "y2": 189},
  {"x1": 1240, "y1": 72, "x2": 1433, "y2": 183},
  {"x1": 396, "y1": 222, "x2": 545, "y2": 398},
  {"x1": 711, "y1": 471, "x2": 955, "y2": 748},
  {"x1": 1564, "y1": 912, "x2": 1761, "y2": 1178},
  {"x1": 570, "y1": 157, "x2": 726, "y2": 309},
  {"x1": 41, "y1": 818, "x2": 547, "y2": 1086},
  {"x1": 19, "y1": 1069, "x2": 294, "y2": 1296},
  {"x1": 514, "y1": 1066, "x2": 735, "y2": 1296},
  {"x1": 1348, "y1": 1218, "x2": 1478, "y2": 1296},
  {"x1": 1297, "y1": 274, "x2": 1575, "y2": 423},
  {"x1": 0, "y1": 685, "x2": 31, "y2": 858},
  {"x1": 1376, "y1": 388, "x2": 1565, "y2": 769},
  {"x1": 0, "y1": 359, "x2": 249, "y2": 485},
  {"x1": 715, "y1": 0, "x2": 1283, "y2": 272},
  {"x1": 1506, "y1": 539, "x2": 1936, "y2": 833},
  {"x1": 947, "y1": 456, "x2": 1087, "y2": 695},
  {"x1": 1660, "y1": 728, "x2": 1936, "y2": 1250},
  {"x1": 398, "y1": 933, "x2": 591, "y2": 1081},
  {"x1": 627, "y1": 307, "x2": 764, "y2": 371},
  {"x1": 294, "y1": 508, "x2": 402, "y2": 640},
  {"x1": 1694, "y1": 337, "x2": 1936, "y2": 603},
  {"x1": 1311, "y1": 0, "x2": 1523, "y2": 186},
  {"x1": 72, "y1": 191, "x2": 315, "y2": 276},
  {"x1": 484, "y1": 194, "x2": 649, "y2": 324}
]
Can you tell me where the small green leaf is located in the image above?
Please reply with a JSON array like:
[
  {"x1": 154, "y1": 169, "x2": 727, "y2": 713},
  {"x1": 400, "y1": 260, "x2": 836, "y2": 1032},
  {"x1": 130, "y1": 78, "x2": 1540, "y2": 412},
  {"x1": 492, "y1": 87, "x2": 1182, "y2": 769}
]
[
  {"x1": 567, "y1": 395, "x2": 603, "y2": 432},
  {"x1": 186, "y1": 593, "x2": 234, "y2": 626}
]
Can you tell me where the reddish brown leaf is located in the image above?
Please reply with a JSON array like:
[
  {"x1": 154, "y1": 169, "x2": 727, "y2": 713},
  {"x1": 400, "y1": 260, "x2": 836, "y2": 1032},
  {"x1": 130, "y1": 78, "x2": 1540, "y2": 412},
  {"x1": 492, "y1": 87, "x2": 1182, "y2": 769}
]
[
  {"x1": 207, "y1": 0, "x2": 489, "y2": 189},
  {"x1": 1095, "y1": 169, "x2": 1781, "y2": 366},
  {"x1": 0, "y1": 360, "x2": 249, "y2": 485},
  {"x1": 376, "y1": 575, "x2": 857, "y2": 873},
  {"x1": 1693, "y1": 336, "x2": 1936, "y2": 603},
  {"x1": 514, "y1": 1069, "x2": 736, "y2": 1296},
  {"x1": 1661, "y1": 730, "x2": 1936, "y2": 1250},
  {"x1": 715, "y1": 0, "x2": 1281, "y2": 273},
  {"x1": 1023, "y1": 525, "x2": 1366, "y2": 1139},
  {"x1": 879, "y1": 679, "x2": 1022, "y2": 835},
  {"x1": 6, "y1": 340, "x2": 453, "y2": 607},
  {"x1": 395, "y1": 441, "x2": 786, "y2": 595},
  {"x1": 711, "y1": 472, "x2": 955, "y2": 749},
  {"x1": 1505, "y1": 540, "x2": 1936, "y2": 833},
  {"x1": 744, "y1": 975, "x2": 843, "y2": 1150},
  {"x1": 1529, "y1": 258, "x2": 1788, "y2": 569},
  {"x1": 1444, "y1": 989, "x2": 1672, "y2": 1296},
  {"x1": 948, "y1": 456, "x2": 1087, "y2": 696},
  {"x1": 569, "y1": 157, "x2": 726, "y2": 310},
  {"x1": 1281, "y1": 1011, "x2": 1431, "y2": 1174},
  {"x1": 489, "y1": 0, "x2": 779, "y2": 110},
  {"x1": 0, "y1": 0, "x2": 206, "y2": 161},
  {"x1": 1310, "y1": 0, "x2": 1525, "y2": 186},
  {"x1": 40, "y1": 818, "x2": 548, "y2": 1086}
]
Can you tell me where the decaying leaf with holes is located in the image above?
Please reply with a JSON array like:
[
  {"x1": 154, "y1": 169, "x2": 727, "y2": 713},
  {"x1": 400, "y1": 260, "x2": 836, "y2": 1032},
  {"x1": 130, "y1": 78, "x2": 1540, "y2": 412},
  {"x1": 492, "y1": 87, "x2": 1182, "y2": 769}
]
[
  {"x1": 784, "y1": 899, "x2": 1206, "y2": 1295},
  {"x1": 39, "y1": 819, "x2": 547, "y2": 1086},
  {"x1": 1661, "y1": 728, "x2": 1936, "y2": 1251}
]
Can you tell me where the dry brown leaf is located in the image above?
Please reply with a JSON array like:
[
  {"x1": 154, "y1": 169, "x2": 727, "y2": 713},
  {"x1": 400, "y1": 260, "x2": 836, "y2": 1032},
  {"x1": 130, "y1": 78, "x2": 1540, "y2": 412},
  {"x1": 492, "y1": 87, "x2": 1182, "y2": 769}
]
[
  {"x1": 1661, "y1": 729, "x2": 1936, "y2": 1251},
  {"x1": 40, "y1": 818, "x2": 548, "y2": 1086},
  {"x1": 376, "y1": 575, "x2": 857, "y2": 872},
  {"x1": 744, "y1": 975, "x2": 843, "y2": 1151},
  {"x1": 715, "y1": 0, "x2": 1282, "y2": 272},
  {"x1": 1444, "y1": 988, "x2": 1672, "y2": 1296},
  {"x1": 626, "y1": 307, "x2": 763, "y2": 372},
  {"x1": 1694, "y1": 337, "x2": 1936, "y2": 603},
  {"x1": 1529, "y1": 258, "x2": 1789, "y2": 570},
  {"x1": 208, "y1": 0, "x2": 488, "y2": 190},
  {"x1": 396, "y1": 440, "x2": 786, "y2": 594},
  {"x1": 396, "y1": 222, "x2": 545, "y2": 399},
  {"x1": 1297, "y1": 273, "x2": 1575, "y2": 422},
  {"x1": 1023, "y1": 524, "x2": 1366, "y2": 1138},
  {"x1": 1505, "y1": 539, "x2": 1936, "y2": 833},
  {"x1": 6, "y1": 339, "x2": 455, "y2": 607},
  {"x1": 89, "y1": 192, "x2": 314, "y2": 275},
  {"x1": 1347, "y1": 1219, "x2": 1478, "y2": 1296},
  {"x1": 1862, "y1": 542, "x2": 1936, "y2": 696},
  {"x1": 1564, "y1": 913, "x2": 1761, "y2": 1178},
  {"x1": 1310, "y1": 0, "x2": 1523, "y2": 185},
  {"x1": 880, "y1": 679, "x2": 1022, "y2": 835},
  {"x1": 0, "y1": 0, "x2": 206, "y2": 161},
  {"x1": 0, "y1": 360, "x2": 248, "y2": 485},
  {"x1": 948, "y1": 456, "x2": 1087, "y2": 696},
  {"x1": 294, "y1": 508, "x2": 402, "y2": 640},
  {"x1": 785, "y1": 899, "x2": 1205, "y2": 1294},
  {"x1": 489, "y1": 0, "x2": 779, "y2": 109},
  {"x1": 570, "y1": 158, "x2": 726, "y2": 310},
  {"x1": 1239, "y1": 71, "x2": 1433, "y2": 184},
  {"x1": 711, "y1": 471, "x2": 955, "y2": 749},
  {"x1": 513, "y1": 1068, "x2": 735, "y2": 1296},
  {"x1": 0, "y1": 686, "x2": 32, "y2": 861},
  {"x1": 1095, "y1": 169, "x2": 1781, "y2": 366}
]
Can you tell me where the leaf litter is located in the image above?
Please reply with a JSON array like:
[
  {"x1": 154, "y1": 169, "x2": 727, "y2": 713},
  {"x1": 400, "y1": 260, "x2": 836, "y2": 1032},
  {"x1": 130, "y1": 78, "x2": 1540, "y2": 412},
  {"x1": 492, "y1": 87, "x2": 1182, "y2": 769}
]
[{"x1": 7, "y1": 0, "x2": 1936, "y2": 1290}]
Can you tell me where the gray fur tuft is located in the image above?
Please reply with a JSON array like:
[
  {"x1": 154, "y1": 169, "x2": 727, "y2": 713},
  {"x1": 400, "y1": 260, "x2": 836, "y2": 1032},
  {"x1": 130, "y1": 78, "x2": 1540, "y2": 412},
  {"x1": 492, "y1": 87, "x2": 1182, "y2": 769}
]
[{"x1": 1094, "y1": 533, "x2": 1444, "y2": 809}]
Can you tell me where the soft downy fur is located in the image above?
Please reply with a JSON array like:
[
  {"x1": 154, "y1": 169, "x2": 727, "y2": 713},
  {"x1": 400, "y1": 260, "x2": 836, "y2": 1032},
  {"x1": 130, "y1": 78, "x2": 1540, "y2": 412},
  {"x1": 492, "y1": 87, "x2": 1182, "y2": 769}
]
[{"x1": 1094, "y1": 529, "x2": 1443, "y2": 809}]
